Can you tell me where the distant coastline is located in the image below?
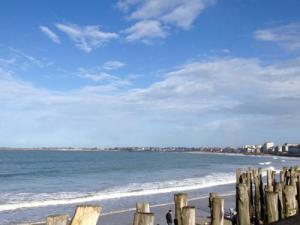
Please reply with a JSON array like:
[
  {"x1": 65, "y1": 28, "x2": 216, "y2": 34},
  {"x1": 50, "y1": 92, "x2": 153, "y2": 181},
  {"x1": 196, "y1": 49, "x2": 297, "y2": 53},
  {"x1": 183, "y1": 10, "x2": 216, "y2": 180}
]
[{"x1": 1, "y1": 146, "x2": 300, "y2": 157}]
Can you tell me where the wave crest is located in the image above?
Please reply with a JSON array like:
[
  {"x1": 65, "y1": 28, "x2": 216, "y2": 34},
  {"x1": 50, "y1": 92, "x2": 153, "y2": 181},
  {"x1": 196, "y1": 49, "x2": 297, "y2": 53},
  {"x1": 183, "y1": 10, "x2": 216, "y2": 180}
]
[{"x1": 0, "y1": 172, "x2": 235, "y2": 212}]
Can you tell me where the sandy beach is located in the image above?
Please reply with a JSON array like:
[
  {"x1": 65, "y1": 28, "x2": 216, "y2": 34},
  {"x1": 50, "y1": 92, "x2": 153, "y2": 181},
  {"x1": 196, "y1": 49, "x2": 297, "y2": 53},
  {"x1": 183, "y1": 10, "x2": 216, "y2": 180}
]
[
  {"x1": 24, "y1": 193, "x2": 234, "y2": 225},
  {"x1": 98, "y1": 194, "x2": 235, "y2": 225}
]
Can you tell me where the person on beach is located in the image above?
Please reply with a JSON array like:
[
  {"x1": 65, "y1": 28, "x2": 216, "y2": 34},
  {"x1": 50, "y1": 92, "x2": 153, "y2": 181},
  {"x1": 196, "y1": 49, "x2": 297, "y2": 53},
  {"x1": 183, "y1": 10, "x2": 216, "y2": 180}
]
[
  {"x1": 231, "y1": 212, "x2": 237, "y2": 225},
  {"x1": 166, "y1": 210, "x2": 172, "y2": 225}
]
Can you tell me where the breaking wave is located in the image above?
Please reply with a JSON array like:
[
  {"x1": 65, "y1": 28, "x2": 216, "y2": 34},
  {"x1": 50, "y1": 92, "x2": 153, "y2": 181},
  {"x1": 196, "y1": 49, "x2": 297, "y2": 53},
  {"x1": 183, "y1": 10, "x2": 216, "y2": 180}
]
[{"x1": 0, "y1": 172, "x2": 236, "y2": 212}]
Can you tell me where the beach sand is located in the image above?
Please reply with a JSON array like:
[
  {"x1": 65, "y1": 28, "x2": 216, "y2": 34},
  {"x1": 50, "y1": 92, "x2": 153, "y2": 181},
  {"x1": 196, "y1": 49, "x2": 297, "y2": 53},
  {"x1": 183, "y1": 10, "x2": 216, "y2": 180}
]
[
  {"x1": 30, "y1": 193, "x2": 235, "y2": 225},
  {"x1": 98, "y1": 194, "x2": 235, "y2": 225}
]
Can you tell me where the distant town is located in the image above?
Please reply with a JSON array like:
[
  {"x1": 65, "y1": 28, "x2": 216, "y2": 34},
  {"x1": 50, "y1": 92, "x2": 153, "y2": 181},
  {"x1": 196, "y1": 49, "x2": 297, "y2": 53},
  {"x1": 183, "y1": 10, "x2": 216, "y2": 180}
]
[{"x1": 0, "y1": 142, "x2": 300, "y2": 157}]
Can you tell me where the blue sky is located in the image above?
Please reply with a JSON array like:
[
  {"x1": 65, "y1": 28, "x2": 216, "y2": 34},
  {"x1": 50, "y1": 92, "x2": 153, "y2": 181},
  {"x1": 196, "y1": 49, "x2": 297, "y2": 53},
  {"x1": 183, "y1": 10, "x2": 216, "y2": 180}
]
[{"x1": 0, "y1": 0, "x2": 300, "y2": 147}]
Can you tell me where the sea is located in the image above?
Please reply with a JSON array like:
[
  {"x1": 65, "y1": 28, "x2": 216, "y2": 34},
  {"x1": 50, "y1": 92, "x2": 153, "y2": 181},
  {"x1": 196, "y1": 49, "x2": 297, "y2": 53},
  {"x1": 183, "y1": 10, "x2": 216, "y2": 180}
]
[{"x1": 0, "y1": 150, "x2": 300, "y2": 225}]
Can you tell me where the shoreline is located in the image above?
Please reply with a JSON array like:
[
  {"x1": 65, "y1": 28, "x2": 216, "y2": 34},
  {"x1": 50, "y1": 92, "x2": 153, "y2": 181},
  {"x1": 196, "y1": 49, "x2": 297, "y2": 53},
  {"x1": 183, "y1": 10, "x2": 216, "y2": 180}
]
[
  {"x1": 185, "y1": 151, "x2": 300, "y2": 159},
  {"x1": 1, "y1": 149, "x2": 299, "y2": 158}
]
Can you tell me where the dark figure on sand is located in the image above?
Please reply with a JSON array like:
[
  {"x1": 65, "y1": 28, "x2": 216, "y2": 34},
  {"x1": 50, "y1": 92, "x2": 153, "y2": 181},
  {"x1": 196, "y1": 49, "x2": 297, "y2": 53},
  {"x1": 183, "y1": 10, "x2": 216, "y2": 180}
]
[
  {"x1": 231, "y1": 213, "x2": 237, "y2": 225},
  {"x1": 166, "y1": 210, "x2": 172, "y2": 225}
]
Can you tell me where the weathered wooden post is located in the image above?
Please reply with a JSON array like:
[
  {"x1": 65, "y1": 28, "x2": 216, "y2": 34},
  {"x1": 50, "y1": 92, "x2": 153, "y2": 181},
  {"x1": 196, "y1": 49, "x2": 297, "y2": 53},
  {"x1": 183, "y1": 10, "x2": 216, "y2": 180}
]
[
  {"x1": 241, "y1": 173, "x2": 247, "y2": 184},
  {"x1": 286, "y1": 170, "x2": 291, "y2": 185},
  {"x1": 211, "y1": 197, "x2": 224, "y2": 225},
  {"x1": 297, "y1": 174, "x2": 300, "y2": 210},
  {"x1": 254, "y1": 169, "x2": 262, "y2": 221},
  {"x1": 136, "y1": 203, "x2": 150, "y2": 213},
  {"x1": 209, "y1": 192, "x2": 218, "y2": 215},
  {"x1": 283, "y1": 185, "x2": 298, "y2": 218},
  {"x1": 174, "y1": 193, "x2": 188, "y2": 225},
  {"x1": 70, "y1": 205, "x2": 101, "y2": 225},
  {"x1": 282, "y1": 167, "x2": 287, "y2": 185},
  {"x1": 290, "y1": 168, "x2": 298, "y2": 199},
  {"x1": 236, "y1": 168, "x2": 242, "y2": 220},
  {"x1": 247, "y1": 168, "x2": 254, "y2": 219},
  {"x1": 133, "y1": 212, "x2": 154, "y2": 225},
  {"x1": 275, "y1": 183, "x2": 284, "y2": 220},
  {"x1": 266, "y1": 191, "x2": 279, "y2": 223},
  {"x1": 258, "y1": 168, "x2": 265, "y2": 221},
  {"x1": 267, "y1": 169, "x2": 274, "y2": 192},
  {"x1": 181, "y1": 206, "x2": 195, "y2": 225},
  {"x1": 46, "y1": 214, "x2": 69, "y2": 225},
  {"x1": 237, "y1": 184, "x2": 250, "y2": 225}
]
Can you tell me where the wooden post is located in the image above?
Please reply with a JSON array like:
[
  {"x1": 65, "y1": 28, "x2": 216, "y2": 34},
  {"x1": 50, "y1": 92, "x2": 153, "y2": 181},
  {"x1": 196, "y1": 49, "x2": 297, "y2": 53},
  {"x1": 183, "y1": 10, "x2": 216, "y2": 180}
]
[
  {"x1": 241, "y1": 173, "x2": 247, "y2": 184},
  {"x1": 258, "y1": 168, "x2": 265, "y2": 221},
  {"x1": 290, "y1": 168, "x2": 298, "y2": 197},
  {"x1": 275, "y1": 183, "x2": 284, "y2": 220},
  {"x1": 254, "y1": 169, "x2": 261, "y2": 221},
  {"x1": 283, "y1": 185, "x2": 298, "y2": 218},
  {"x1": 237, "y1": 184, "x2": 250, "y2": 225},
  {"x1": 282, "y1": 167, "x2": 288, "y2": 185},
  {"x1": 46, "y1": 214, "x2": 69, "y2": 225},
  {"x1": 267, "y1": 169, "x2": 274, "y2": 192},
  {"x1": 236, "y1": 168, "x2": 242, "y2": 184},
  {"x1": 247, "y1": 168, "x2": 254, "y2": 219},
  {"x1": 136, "y1": 203, "x2": 150, "y2": 213},
  {"x1": 181, "y1": 206, "x2": 195, "y2": 225},
  {"x1": 70, "y1": 205, "x2": 101, "y2": 225},
  {"x1": 174, "y1": 193, "x2": 188, "y2": 225},
  {"x1": 236, "y1": 168, "x2": 242, "y2": 220},
  {"x1": 297, "y1": 173, "x2": 300, "y2": 211},
  {"x1": 286, "y1": 170, "x2": 291, "y2": 185},
  {"x1": 209, "y1": 192, "x2": 218, "y2": 215},
  {"x1": 133, "y1": 212, "x2": 154, "y2": 225},
  {"x1": 211, "y1": 197, "x2": 224, "y2": 225},
  {"x1": 266, "y1": 191, "x2": 279, "y2": 223}
]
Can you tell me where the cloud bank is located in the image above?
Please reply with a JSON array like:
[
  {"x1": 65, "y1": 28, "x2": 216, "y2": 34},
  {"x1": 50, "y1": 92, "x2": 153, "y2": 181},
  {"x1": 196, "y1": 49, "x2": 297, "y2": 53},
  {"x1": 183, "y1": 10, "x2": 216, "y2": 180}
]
[{"x1": 1, "y1": 55, "x2": 300, "y2": 146}]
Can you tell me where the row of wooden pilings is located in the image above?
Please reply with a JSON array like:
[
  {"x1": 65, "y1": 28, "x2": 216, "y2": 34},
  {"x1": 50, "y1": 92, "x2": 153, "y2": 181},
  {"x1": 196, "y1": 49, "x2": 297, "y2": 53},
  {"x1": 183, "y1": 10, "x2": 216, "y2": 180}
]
[
  {"x1": 45, "y1": 192, "x2": 225, "y2": 225},
  {"x1": 236, "y1": 166, "x2": 300, "y2": 225}
]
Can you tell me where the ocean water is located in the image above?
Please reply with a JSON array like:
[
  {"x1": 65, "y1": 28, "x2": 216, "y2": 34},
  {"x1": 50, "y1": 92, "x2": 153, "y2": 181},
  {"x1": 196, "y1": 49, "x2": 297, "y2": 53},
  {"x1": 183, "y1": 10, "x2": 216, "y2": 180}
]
[{"x1": 0, "y1": 150, "x2": 300, "y2": 224}]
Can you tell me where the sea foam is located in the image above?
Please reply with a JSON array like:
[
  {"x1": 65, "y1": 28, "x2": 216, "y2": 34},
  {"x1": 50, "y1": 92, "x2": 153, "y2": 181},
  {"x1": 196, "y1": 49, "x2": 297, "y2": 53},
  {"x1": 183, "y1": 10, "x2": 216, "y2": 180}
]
[
  {"x1": 0, "y1": 166, "x2": 278, "y2": 212},
  {"x1": 0, "y1": 172, "x2": 236, "y2": 212}
]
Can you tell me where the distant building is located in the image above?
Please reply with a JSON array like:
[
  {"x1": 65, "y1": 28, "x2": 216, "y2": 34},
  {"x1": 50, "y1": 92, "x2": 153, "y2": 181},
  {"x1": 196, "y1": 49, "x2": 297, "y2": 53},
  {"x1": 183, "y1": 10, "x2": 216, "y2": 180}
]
[
  {"x1": 282, "y1": 143, "x2": 298, "y2": 153},
  {"x1": 243, "y1": 145, "x2": 261, "y2": 154},
  {"x1": 275, "y1": 145, "x2": 283, "y2": 153},
  {"x1": 287, "y1": 144, "x2": 300, "y2": 154},
  {"x1": 255, "y1": 145, "x2": 262, "y2": 154},
  {"x1": 262, "y1": 142, "x2": 274, "y2": 153},
  {"x1": 243, "y1": 145, "x2": 256, "y2": 153}
]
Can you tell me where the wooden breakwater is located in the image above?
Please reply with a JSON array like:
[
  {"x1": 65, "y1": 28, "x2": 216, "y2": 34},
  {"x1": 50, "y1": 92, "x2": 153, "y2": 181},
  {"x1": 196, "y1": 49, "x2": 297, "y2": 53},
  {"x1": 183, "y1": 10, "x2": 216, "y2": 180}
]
[
  {"x1": 41, "y1": 166, "x2": 300, "y2": 225},
  {"x1": 236, "y1": 166, "x2": 300, "y2": 225}
]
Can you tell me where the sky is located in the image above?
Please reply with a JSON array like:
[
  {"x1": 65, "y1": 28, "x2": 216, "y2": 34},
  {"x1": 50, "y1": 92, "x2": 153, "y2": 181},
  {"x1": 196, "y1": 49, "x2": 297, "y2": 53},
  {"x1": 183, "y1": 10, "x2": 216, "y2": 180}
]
[{"x1": 0, "y1": 0, "x2": 300, "y2": 147}]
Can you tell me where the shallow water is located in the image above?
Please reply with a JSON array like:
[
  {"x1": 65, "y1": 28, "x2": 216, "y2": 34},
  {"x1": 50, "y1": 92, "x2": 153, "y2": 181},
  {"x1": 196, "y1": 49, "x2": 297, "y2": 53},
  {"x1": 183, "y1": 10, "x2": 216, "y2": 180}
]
[{"x1": 0, "y1": 150, "x2": 299, "y2": 224}]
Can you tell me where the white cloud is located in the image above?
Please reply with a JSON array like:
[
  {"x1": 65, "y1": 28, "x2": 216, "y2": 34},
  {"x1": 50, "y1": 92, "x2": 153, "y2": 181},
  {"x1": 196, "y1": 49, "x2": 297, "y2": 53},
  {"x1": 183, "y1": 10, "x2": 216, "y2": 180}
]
[
  {"x1": 39, "y1": 26, "x2": 61, "y2": 44},
  {"x1": 8, "y1": 47, "x2": 53, "y2": 69},
  {"x1": 116, "y1": 0, "x2": 142, "y2": 12},
  {"x1": 77, "y1": 67, "x2": 131, "y2": 88},
  {"x1": 254, "y1": 22, "x2": 300, "y2": 51},
  {"x1": 1, "y1": 55, "x2": 300, "y2": 146},
  {"x1": 103, "y1": 60, "x2": 126, "y2": 70},
  {"x1": 56, "y1": 23, "x2": 118, "y2": 52},
  {"x1": 118, "y1": 0, "x2": 216, "y2": 42},
  {"x1": 124, "y1": 20, "x2": 167, "y2": 42}
]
